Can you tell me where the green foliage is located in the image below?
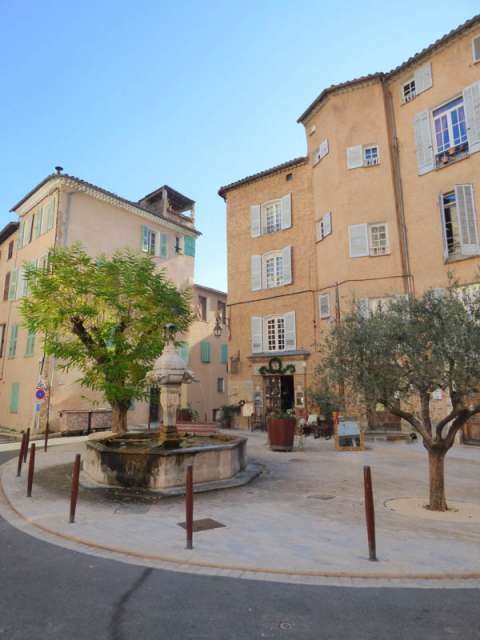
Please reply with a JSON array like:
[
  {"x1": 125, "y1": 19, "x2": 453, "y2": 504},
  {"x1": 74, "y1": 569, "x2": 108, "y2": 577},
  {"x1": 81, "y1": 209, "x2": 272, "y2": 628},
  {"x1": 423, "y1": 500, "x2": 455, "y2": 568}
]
[
  {"x1": 21, "y1": 244, "x2": 192, "y2": 411},
  {"x1": 308, "y1": 377, "x2": 343, "y2": 424}
]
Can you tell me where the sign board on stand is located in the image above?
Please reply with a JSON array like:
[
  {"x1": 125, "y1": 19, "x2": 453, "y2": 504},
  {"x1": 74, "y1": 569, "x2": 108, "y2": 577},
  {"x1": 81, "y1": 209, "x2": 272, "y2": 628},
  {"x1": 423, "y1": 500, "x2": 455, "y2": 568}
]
[{"x1": 334, "y1": 413, "x2": 365, "y2": 451}]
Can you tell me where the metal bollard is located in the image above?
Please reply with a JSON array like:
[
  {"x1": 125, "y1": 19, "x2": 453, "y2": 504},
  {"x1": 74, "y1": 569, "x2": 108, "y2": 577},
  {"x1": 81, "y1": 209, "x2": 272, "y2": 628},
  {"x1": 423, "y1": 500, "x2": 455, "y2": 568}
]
[
  {"x1": 44, "y1": 422, "x2": 49, "y2": 452},
  {"x1": 27, "y1": 443, "x2": 36, "y2": 497},
  {"x1": 185, "y1": 464, "x2": 194, "y2": 550},
  {"x1": 363, "y1": 465, "x2": 377, "y2": 561},
  {"x1": 16, "y1": 432, "x2": 26, "y2": 477},
  {"x1": 23, "y1": 428, "x2": 30, "y2": 463},
  {"x1": 69, "y1": 454, "x2": 81, "y2": 523}
]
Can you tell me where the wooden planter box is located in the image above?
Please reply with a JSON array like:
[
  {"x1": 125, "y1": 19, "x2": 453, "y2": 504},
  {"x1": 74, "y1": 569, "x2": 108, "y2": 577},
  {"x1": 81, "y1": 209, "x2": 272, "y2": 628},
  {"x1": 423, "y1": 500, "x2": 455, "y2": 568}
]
[{"x1": 267, "y1": 417, "x2": 296, "y2": 451}]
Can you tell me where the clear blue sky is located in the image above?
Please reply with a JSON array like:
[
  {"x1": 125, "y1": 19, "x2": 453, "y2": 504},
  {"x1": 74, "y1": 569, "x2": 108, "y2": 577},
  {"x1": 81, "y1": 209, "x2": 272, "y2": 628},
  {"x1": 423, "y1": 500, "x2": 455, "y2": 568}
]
[{"x1": 1, "y1": 1, "x2": 477, "y2": 291}]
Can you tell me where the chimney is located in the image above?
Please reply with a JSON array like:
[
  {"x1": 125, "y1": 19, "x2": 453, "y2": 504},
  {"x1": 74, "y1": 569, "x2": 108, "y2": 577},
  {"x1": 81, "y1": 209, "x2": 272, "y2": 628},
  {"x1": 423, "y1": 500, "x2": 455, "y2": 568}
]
[{"x1": 55, "y1": 166, "x2": 63, "y2": 175}]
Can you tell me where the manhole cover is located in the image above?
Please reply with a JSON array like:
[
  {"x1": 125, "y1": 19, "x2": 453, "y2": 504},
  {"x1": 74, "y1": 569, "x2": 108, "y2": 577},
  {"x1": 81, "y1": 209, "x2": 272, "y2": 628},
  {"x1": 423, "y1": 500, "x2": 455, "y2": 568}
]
[
  {"x1": 178, "y1": 518, "x2": 226, "y2": 532},
  {"x1": 306, "y1": 494, "x2": 335, "y2": 501},
  {"x1": 280, "y1": 622, "x2": 293, "y2": 630}
]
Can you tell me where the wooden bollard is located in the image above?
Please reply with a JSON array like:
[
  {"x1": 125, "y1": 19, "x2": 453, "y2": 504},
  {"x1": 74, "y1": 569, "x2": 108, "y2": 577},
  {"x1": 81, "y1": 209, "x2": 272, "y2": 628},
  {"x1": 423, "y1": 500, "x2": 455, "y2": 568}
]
[
  {"x1": 69, "y1": 454, "x2": 81, "y2": 523},
  {"x1": 185, "y1": 464, "x2": 193, "y2": 550},
  {"x1": 16, "y1": 432, "x2": 26, "y2": 477},
  {"x1": 27, "y1": 443, "x2": 36, "y2": 497},
  {"x1": 363, "y1": 465, "x2": 377, "y2": 561},
  {"x1": 23, "y1": 428, "x2": 30, "y2": 463},
  {"x1": 44, "y1": 422, "x2": 49, "y2": 452}
]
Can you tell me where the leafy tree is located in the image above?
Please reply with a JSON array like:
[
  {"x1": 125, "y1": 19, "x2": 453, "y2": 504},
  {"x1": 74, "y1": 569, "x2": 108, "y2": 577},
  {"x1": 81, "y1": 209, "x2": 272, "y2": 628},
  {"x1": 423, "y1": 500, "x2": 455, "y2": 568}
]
[
  {"x1": 21, "y1": 245, "x2": 192, "y2": 433},
  {"x1": 322, "y1": 285, "x2": 480, "y2": 511}
]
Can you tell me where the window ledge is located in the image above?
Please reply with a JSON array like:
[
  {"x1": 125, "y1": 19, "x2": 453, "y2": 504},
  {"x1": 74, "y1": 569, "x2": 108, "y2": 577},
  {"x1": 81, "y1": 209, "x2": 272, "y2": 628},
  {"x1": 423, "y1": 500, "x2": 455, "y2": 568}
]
[
  {"x1": 249, "y1": 349, "x2": 310, "y2": 360},
  {"x1": 435, "y1": 150, "x2": 469, "y2": 170},
  {"x1": 445, "y1": 253, "x2": 480, "y2": 264}
]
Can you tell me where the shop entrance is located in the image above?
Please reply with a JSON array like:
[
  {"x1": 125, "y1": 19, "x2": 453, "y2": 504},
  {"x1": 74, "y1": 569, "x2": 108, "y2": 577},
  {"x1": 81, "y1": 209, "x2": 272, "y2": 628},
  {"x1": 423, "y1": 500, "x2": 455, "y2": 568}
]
[{"x1": 264, "y1": 375, "x2": 295, "y2": 414}]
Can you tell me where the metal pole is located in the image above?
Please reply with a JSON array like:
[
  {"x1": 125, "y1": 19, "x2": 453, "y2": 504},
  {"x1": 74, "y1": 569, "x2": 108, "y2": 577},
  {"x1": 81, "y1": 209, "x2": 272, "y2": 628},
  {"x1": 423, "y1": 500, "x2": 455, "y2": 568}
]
[
  {"x1": 69, "y1": 454, "x2": 81, "y2": 523},
  {"x1": 16, "y1": 432, "x2": 26, "y2": 477},
  {"x1": 363, "y1": 465, "x2": 377, "y2": 561},
  {"x1": 27, "y1": 443, "x2": 36, "y2": 497},
  {"x1": 44, "y1": 421, "x2": 49, "y2": 452},
  {"x1": 23, "y1": 428, "x2": 30, "y2": 463},
  {"x1": 185, "y1": 464, "x2": 193, "y2": 550}
]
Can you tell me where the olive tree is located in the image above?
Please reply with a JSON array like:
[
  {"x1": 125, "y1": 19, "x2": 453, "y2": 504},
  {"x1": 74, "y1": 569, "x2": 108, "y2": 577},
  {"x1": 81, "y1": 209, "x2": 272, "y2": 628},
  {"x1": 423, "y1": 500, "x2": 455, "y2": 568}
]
[
  {"x1": 322, "y1": 284, "x2": 480, "y2": 511},
  {"x1": 21, "y1": 244, "x2": 192, "y2": 433}
]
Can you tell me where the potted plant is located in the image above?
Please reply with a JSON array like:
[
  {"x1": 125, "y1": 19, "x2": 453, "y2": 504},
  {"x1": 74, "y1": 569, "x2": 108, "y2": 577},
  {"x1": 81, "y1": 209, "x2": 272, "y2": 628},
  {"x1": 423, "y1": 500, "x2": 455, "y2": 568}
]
[
  {"x1": 218, "y1": 404, "x2": 240, "y2": 429},
  {"x1": 267, "y1": 410, "x2": 297, "y2": 451}
]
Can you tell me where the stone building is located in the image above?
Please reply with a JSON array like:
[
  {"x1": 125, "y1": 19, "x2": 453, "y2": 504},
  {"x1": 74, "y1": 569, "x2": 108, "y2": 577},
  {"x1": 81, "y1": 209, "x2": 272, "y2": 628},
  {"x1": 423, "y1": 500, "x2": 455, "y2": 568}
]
[
  {"x1": 0, "y1": 169, "x2": 226, "y2": 433},
  {"x1": 219, "y1": 15, "x2": 480, "y2": 443}
]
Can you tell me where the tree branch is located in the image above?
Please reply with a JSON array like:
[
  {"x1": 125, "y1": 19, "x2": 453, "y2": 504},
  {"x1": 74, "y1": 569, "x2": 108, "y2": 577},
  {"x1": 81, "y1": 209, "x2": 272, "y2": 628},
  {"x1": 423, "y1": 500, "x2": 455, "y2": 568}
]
[
  {"x1": 70, "y1": 316, "x2": 107, "y2": 365},
  {"x1": 383, "y1": 400, "x2": 433, "y2": 446}
]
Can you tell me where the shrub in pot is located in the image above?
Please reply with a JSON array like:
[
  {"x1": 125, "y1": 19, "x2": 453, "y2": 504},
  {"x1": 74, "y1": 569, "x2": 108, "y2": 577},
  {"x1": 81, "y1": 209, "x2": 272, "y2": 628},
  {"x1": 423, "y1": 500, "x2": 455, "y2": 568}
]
[{"x1": 267, "y1": 411, "x2": 297, "y2": 451}]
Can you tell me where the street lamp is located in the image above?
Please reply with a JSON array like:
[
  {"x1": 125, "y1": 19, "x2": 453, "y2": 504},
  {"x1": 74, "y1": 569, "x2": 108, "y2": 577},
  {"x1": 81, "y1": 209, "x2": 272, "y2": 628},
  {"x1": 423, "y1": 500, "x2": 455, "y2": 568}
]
[{"x1": 213, "y1": 314, "x2": 223, "y2": 338}]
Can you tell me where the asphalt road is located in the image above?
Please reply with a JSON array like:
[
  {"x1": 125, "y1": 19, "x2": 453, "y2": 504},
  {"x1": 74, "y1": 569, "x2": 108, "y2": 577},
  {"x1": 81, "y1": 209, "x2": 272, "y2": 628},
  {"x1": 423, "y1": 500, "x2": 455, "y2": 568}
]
[{"x1": 0, "y1": 450, "x2": 479, "y2": 640}]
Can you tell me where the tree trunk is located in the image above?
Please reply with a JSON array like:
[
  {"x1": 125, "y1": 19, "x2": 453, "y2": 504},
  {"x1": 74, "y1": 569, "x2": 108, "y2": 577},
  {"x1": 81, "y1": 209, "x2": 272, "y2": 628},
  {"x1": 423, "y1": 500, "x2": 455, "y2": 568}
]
[
  {"x1": 111, "y1": 405, "x2": 128, "y2": 434},
  {"x1": 427, "y1": 447, "x2": 448, "y2": 511}
]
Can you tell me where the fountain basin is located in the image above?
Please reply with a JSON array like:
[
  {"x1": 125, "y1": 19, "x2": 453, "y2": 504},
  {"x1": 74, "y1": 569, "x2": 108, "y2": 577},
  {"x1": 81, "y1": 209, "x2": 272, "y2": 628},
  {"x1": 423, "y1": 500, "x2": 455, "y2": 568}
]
[{"x1": 84, "y1": 432, "x2": 247, "y2": 491}]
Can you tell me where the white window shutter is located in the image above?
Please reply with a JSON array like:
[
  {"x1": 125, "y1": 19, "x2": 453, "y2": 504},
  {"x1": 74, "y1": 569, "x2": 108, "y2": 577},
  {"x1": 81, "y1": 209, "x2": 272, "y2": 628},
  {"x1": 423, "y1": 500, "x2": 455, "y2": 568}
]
[
  {"x1": 281, "y1": 193, "x2": 292, "y2": 229},
  {"x1": 313, "y1": 146, "x2": 321, "y2": 165},
  {"x1": 439, "y1": 194, "x2": 449, "y2": 259},
  {"x1": 414, "y1": 62, "x2": 432, "y2": 95},
  {"x1": 281, "y1": 246, "x2": 292, "y2": 285},
  {"x1": 463, "y1": 81, "x2": 480, "y2": 155},
  {"x1": 318, "y1": 293, "x2": 330, "y2": 318},
  {"x1": 315, "y1": 221, "x2": 322, "y2": 241},
  {"x1": 346, "y1": 145, "x2": 364, "y2": 169},
  {"x1": 414, "y1": 110, "x2": 435, "y2": 175},
  {"x1": 348, "y1": 224, "x2": 369, "y2": 257},
  {"x1": 323, "y1": 211, "x2": 332, "y2": 236},
  {"x1": 250, "y1": 205, "x2": 261, "y2": 238},
  {"x1": 357, "y1": 298, "x2": 369, "y2": 318},
  {"x1": 319, "y1": 139, "x2": 329, "y2": 159},
  {"x1": 251, "y1": 255, "x2": 262, "y2": 291},
  {"x1": 283, "y1": 311, "x2": 296, "y2": 351},
  {"x1": 251, "y1": 316, "x2": 263, "y2": 353},
  {"x1": 473, "y1": 36, "x2": 480, "y2": 63},
  {"x1": 455, "y1": 184, "x2": 479, "y2": 255}
]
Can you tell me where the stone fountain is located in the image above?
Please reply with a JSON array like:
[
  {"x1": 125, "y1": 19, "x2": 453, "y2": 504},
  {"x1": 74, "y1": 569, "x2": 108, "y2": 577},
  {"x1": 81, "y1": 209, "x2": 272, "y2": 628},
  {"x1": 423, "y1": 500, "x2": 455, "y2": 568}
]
[{"x1": 83, "y1": 324, "x2": 251, "y2": 493}]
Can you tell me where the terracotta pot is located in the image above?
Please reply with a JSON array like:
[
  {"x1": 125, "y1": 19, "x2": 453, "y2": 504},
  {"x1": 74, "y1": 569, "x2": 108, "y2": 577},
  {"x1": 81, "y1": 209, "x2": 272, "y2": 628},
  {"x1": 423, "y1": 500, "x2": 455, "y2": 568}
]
[{"x1": 267, "y1": 417, "x2": 296, "y2": 451}]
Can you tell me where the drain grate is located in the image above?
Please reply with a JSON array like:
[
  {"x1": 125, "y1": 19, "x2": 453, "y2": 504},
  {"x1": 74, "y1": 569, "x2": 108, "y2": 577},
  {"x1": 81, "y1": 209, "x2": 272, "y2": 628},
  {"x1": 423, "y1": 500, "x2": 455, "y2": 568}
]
[{"x1": 177, "y1": 518, "x2": 226, "y2": 532}]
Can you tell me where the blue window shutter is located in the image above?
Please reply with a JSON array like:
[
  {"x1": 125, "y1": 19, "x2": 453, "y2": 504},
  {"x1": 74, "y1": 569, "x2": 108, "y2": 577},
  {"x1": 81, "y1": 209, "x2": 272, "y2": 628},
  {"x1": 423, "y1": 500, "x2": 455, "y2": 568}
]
[
  {"x1": 25, "y1": 330, "x2": 35, "y2": 356},
  {"x1": 220, "y1": 344, "x2": 228, "y2": 364},
  {"x1": 184, "y1": 236, "x2": 196, "y2": 257},
  {"x1": 179, "y1": 342, "x2": 189, "y2": 363},
  {"x1": 200, "y1": 340, "x2": 210, "y2": 363},
  {"x1": 8, "y1": 324, "x2": 18, "y2": 358},
  {"x1": 141, "y1": 226, "x2": 150, "y2": 252},
  {"x1": 160, "y1": 233, "x2": 168, "y2": 258},
  {"x1": 9, "y1": 383, "x2": 19, "y2": 413}
]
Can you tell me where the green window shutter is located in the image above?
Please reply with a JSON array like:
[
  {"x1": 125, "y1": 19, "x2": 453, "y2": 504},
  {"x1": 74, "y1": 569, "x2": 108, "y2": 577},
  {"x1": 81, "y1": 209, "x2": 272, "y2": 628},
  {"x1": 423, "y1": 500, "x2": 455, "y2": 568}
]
[
  {"x1": 17, "y1": 219, "x2": 25, "y2": 249},
  {"x1": 141, "y1": 225, "x2": 150, "y2": 252},
  {"x1": 47, "y1": 200, "x2": 55, "y2": 231},
  {"x1": 160, "y1": 233, "x2": 168, "y2": 258},
  {"x1": 179, "y1": 342, "x2": 189, "y2": 363},
  {"x1": 8, "y1": 325, "x2": 18, "y2": 358},
  {"x1": 200, "y1": 340, "x2": 211, "y2": 363},
  {"x1": 9, "y1": 383, "x2": 20, "y2": 413},
  {"x1": 34, "y1": 208, "x2": 43, "y2": 238},
  {"x1": 25, "y1": 330, "x2": 35, "y2": 356},
  {"x1": 184, "y1": 236, "x2": 196, "y2": 257},
  {"x1": 220, "y1": 344, "x2": 228, "y2": 364},
  {"x1": 8, "y1": 270, "x2": 18, "y2": 301}
]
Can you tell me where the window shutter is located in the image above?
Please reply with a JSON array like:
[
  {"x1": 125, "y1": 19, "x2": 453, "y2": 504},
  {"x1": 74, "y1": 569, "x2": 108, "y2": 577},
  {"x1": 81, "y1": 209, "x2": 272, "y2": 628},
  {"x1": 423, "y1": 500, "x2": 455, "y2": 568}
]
[
  {"x1": 3, "y1": 272, "x2": 10, "y2": 301},
  {"x1": 220, "y1": 344, "x2": 228, "y2": 364},
  {"x1": 250, "y1": 205, "x2": 261, "y2": 237},
  {"x1": 357, "y1": 298, "x2": 369, "y2": 318},
  {"x1": 26, "y1": 216, "x2": 33, "y2": 244},
  {"x1": 281, "y1": 246, "x2": 292, "y2": 285},
  {"x1": 473, "y1": 36, "x2": 480, "y2": 63},
  {"x1": 323, "y1": 211, "x2": 332, "y2": 236},
  {"x1": 463, "y1": 81, "x2": 480, "y2": 155},
  {"x1": 414, "y1": 62, "x2": 432, "y2": 95},
  {"x1": 34, "y1": 208, "x2": 43, "y2": 238},
  {"x1": 251, "y1": 255, "x2": 262, "y2": 291},
  {"x1": 280, "y1": 193, "x2": 292, "y2": 230},
  {"x1": 200, "y1": 340, "x2": 211, "y2": 363},
  {"x1": 184, "y1": 236, "x2": 196, "y2": 257},
  {"x1": 141, "y1": 225, "x2": 149, "y2": 252},
  {"x1": 315, "y1": 221, "x2": 322, "y2": 241},
  {"x1": 455, "y1": 184, "x2": 479, "y2": 255},
  {"x1": 9, "y1": 383, "x2": 19, "y2": 413},
  {"x1": 25, "y1": 330, "x2": 35, "y2": 356},
  {"x1": 251, "y1": 316, "x2": 263, "y2": 353},
  {"x1": 319, "y1": 139, "x2": 329, "y2": 159},
  {"x1": 47, "y1": 201, "x2": 55, "y2": 231},
  {"x1": 179, "y1": 342, "x2": 189, "y2": 363},
  {"x1": 8, "y1": 270, "x2": 18, "y2": 301},
  {"x1": 318, "y1": 293, "x2": 330, "y2": 318},
  {"x1": 283, "y1": 311, "x2": 296, "y2": 350},
  {"x1": 346, "y1": 145, "x2": 364, "y2": 169},
  {"x1": 414, "y1": 110, "x2": 435, "y2": 175},
  {"x1": 8, "y1": 325, "x2": 18, "y2": 358},
  {"x1": 160, "y1": 233, "x2": 168, "y2": 258},
  {"x1": 439, "y1": 194, "x2": 449, "y2": 259},
  {"x1": 348, "y1": 224, "x2": 369, "y2": 257},
  {"x1": 17, "y1": 220, "x2": 24, "y2": 249}
]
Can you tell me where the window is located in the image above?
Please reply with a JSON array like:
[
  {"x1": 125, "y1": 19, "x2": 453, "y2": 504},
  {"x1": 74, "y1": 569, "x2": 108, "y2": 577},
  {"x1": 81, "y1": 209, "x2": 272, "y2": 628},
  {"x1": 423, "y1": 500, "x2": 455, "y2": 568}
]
[
  {"x1": 319, "y1": 293, "x2": 331, "y2": 319},
  {"x1": 265, "y1": 254, "x2": 283, "y2": 288},
  {"x1": 368, "y1": 223, "x2": 389, "y2": 256},
  {"x1": 440, "y1": 185, "x2": 479, "y2": 258},
  {"x1": 25, "y1": 329, "x2": 35, "y2": 356},
  {"x1": 0, "y1": 324, "x2": 5, "y2": 357},
  {"x1": 250, "y1": 194, "x2": 291, "y2": 237},
  {"x1": 175, "y1": 236, "x2": 183, "y2": 254},
  {"x1": 200, "y1": 340, "x2": 211, "y2": 363},
  {"x1": 473, "y1": 35, "x2": 480, "y2": 63},
  {"x1": 266, "y1": 316, "x2": 285, "y2": 352},
  {"x1": 28, "y1": 215, "x2": 35, "y2": 243},
  {"x1": 433, "y1": 97, "x2": 468, "y2": 167},
  {"x1": 357, "y1": 297, "x2": 400, "y2": 317},
  {"x1": 141, "y1": 226, "x2": 156, "y2": 255},
  {"x1": 401, "y1": 63, "x2": 432, "y2": 104},
  {"x1": 402, "y1": 79, "x2": 416, "y2": 103},
  {"x1": 7, "y1": 240, "x2": 14, "y2": 260},
  {"x1": 7, "y1": 324, "x2": 18, "y2": 358},
  {"x1": 217, "y1": 300, "x2": 226, "y2": 324},
  {"x1": 159, "y1": 233, "x2": 168, "y2": 258},
  {"x1": 217, "y1": 378, "x2": 225, "y2": 393},
  {"x1": 220, "y1": 343, "x2": 228, "y2": 364},
  {"x1": 264, "y1": 201, "x2": 282, "y2": 234},
  {"x1": 7, "y1": 270, "x2": 18, "y2": 300},
  {"x1": 348, "y1": 223, "x2": 390, "y2": 258},
  {"x1": 363, "y1": 145, "x2": 379, "y2": 166},
  {"x1": 34, "y1": 208, "x2": 43, "y2": 239},
  {"x1": 46, "y1": 199, "x2": 55, "y2": 231},
  {"x1": 3, "y1": 272, "x2": 10, "y2": 301},
  {"x1": 9, "y1": 383, "x2": 20, "y2": 414},
  {"x1": 316, "y1": 212, "x2": 332, "y2": 241},
  {"x1": 184, "y1": 236, "x2": 196, "y2": 257},
  {"x1": 198, "y1": 295, "x2": 207, "y2": 321},
  {"x1": 313, "y1": 139, "x2": 329, "y2": 165},
  {"x1": 252, "y1": 247, "x2": 292, "y2": 291}
]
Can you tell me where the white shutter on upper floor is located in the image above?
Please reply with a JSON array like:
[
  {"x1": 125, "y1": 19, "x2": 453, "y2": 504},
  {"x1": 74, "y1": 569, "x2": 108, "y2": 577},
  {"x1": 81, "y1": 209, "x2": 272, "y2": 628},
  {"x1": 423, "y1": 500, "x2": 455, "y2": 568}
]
[
  {"x1": 251, "y1": 255, "x2": 262, "y2": 291},
  {"x1": 348, "y1": 224, "x2": 369, "y2": 257},
  {"x1": 463, "y1": 81, "x2": 480, "y2": 155},
  {"x1": 455, "y1": 184, "x2": 479, "y2": 255},
  {"x1": 357, "y1": 298, "x2": 370, "y2": 318},
  {"x1": 318, "y1": 293, "x2": 330, "y2": 318},
  {"x1": 281, "y1": 193, "x2": 292, "y2": 229},
  {"x1": 414, "y1": 110, "x2": 435, "y2": 175},
  {"x1": 283, "y1": 311, "x2": 296, "y2": 351},
  {"x1": 323, "y1": 211, "x2": 332, "y2": 236},
  {"x1": 414, "y1": 62, "x2": 433, "y2": 95},
  {"x1": 319, "y1": 139, "x2": 329, "y2": 159},
  {"x1": 251, "y1": 316, "x2": 263, "y2": 353},
  {"x1": 439, "y1": 194, "x2": 449, "y2": 259},
  {"x1": 346, "y1": 145, "x2": 364, "y2": 169},
  {"x1": 250, "y1": 205, "x2": 261, "y2": 237},
  {"x1": 281, "y1": 246, "x2": 292, "y2": 285}
]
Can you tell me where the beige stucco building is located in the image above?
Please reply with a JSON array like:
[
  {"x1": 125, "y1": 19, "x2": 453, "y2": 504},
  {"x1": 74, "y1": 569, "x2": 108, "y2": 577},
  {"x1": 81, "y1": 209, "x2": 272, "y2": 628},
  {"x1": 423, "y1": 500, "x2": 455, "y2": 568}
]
[
  {"x1": 219, "y1": 15, "x2": 480, "y2": 442},
  {"x1": 0, "y1": 170, "x2": 226, "y2": 433}
]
